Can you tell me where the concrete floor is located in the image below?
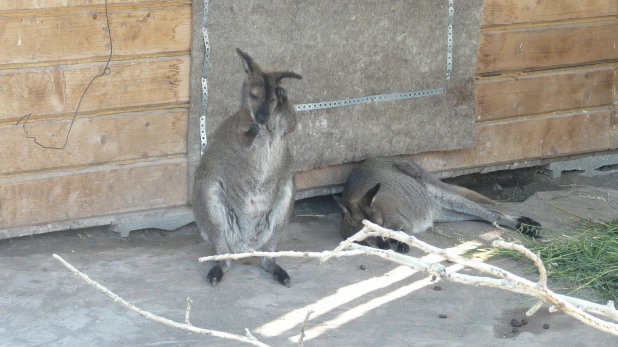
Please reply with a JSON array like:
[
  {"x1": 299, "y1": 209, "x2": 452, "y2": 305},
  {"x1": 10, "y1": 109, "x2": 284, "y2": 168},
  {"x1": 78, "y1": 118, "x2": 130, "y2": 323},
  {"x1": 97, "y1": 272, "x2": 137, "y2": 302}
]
[{"x1": 1, "y1": 186, "x2": 618, "y2": 347}]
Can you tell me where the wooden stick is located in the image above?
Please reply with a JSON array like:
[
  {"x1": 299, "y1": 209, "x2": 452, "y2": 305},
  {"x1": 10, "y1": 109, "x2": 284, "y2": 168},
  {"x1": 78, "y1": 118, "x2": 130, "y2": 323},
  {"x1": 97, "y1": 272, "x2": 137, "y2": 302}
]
[
  {"x1": 526, "y1": 301, "x2": 545, "y2": 317},
  {"x1": 53, "y1": 254, "x2": 270, "y2": 347},
  {"x1": 493, "y1": 241, "x2": 547, "y2": 289},
  {"x1": 199, "y1": 249, "x2": 365, "y2": 263},
  {"x1": 185, "y1": 297, "x2": 193, "y2": 326},
  {"x1": 298, "y1": 310, "x2": 314, "y2": 347}
]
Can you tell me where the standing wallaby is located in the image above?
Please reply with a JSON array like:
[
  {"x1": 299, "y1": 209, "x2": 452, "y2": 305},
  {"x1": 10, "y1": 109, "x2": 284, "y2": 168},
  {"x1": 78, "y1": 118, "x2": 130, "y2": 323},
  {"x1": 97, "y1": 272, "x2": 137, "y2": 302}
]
[
  {"x1": 192, "y1": 48, "x2": 302, "y2": 287},
  {"x1": 333, "y1": 157, "x2": 541, "y2": 253}
]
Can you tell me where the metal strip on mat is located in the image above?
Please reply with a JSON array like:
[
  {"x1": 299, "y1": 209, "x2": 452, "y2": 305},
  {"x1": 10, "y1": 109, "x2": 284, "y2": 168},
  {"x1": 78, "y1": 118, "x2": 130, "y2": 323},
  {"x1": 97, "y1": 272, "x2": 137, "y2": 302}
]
[
  {"x1": 446, "y1": 0, "x2": 454, "y2": 80},
  {"x1": 294, "y1": 88, "x2": 446, "y2": 112},
  {"x1": 199, "y1": 0, "x2": 210, "y2": 156},
  {"x1": 202, "y1": 1, "x2": 455, "y2": 135}
]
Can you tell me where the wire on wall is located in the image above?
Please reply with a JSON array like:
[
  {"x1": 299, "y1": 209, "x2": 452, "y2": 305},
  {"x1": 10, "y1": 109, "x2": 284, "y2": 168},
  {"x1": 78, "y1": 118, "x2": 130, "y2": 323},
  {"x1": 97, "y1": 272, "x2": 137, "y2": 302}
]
[{"x1": 16, "y1": 0, "x2": 113, "y2": 150}]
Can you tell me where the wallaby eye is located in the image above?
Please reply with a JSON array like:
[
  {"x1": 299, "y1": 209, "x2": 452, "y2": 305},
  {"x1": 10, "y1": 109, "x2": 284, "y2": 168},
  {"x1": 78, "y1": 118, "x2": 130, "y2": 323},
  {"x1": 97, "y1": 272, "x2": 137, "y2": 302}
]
[{"x1": 249, "y1": 92, "x2": 258, "y2": 100}]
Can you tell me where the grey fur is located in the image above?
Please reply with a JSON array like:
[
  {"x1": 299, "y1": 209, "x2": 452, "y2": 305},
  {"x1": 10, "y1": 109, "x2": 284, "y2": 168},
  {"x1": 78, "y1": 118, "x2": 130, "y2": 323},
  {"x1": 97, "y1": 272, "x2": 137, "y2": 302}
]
[
  {"x1": 192, "y1": 48, "x2": 302, "y2": 287},
  {"x1": 333, "y1": 157, "x2": 541, "y2": 250}
]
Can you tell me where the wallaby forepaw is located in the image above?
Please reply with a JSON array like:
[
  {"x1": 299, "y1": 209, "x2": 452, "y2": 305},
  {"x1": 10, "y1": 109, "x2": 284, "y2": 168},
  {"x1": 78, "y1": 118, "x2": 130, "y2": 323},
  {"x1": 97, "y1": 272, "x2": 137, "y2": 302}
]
[
  {"x1": 245, "y1": 123, "x2": 260, "y2": 137},
  {"x1": 396, "y1": 242, "x2": 410, "y2": 254},
  {"x1": 207, "y1": 265, "x2": 224, "y2": 287},
  {"x1": 276, "y1": 86, "x2": 287, "y2": 99},
  {"x1": 516, "y1": 216, "x2": 542, "y2": 238},
  {"x1": 273, "y1": 265, "x2": 291, "y2": 288},
  {"x1": 376, "y1": 237, "x2": 391, "y2": 250}
]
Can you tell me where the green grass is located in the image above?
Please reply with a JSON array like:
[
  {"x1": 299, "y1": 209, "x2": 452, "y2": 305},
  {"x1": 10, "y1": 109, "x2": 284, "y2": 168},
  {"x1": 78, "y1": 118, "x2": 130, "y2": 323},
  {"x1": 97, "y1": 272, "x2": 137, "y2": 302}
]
[{"x1": 492, "y1": 218, "x2": 618, "y2": 303}]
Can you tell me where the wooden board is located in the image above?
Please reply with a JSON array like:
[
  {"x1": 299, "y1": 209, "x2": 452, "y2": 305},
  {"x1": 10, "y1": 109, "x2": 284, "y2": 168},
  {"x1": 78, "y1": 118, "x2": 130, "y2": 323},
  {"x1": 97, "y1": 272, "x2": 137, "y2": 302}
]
[
  {"x1": 0, "y1": 57, "x2": 190, "y2": 122},
  {"x1": 0, "y1": 158, "x2": 187, "y2": 228},
  {"x1": 482, "y1": 0, "x2": 617, "y2": 26},
  {"x1": 476, "y1": 66, "x2": 615, "y2": 121},
  {"x1": 477, "y1": 22, "x2": 618, "y2": 74},
  {"x1": 295, "y1": 111, "x2": 613, "y2": 190},
  {"x1": 0, "y1": 7, "x2": 191, "y2": 67},
  {"x1": 0, "y1": 0, "x2": 187, "y2": 12},
  {"x1": 418, "y1": 110, "x2": 613, "y2": 171},
  {"x1": 1, "y1": 110, "x2": 187, "y2": 176}
]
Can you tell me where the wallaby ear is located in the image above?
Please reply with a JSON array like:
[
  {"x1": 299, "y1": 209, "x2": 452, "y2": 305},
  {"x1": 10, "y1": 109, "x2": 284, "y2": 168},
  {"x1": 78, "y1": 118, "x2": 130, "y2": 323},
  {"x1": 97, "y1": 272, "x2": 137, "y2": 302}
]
[
  {"x1": 332, "y1": 195, "x2": 350, "y2": 215},
  {"x1": 236, "y1": 48, "x2": 256, "y2": 76},
  {"x1": 359, "y1": 183, "x2": 381, "y2": 207},
  {"x1": 271, "y1": 71, "x2": 303, "y2": 83}
]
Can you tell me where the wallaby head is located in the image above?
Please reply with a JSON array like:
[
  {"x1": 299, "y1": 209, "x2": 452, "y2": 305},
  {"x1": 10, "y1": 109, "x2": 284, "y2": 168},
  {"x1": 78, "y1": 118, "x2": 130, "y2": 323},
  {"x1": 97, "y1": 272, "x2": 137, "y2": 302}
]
[
  {"x1": 236, "y1": 48, "x2": 302, "y2": 126},
  {"x1": 333, "y1": 183, "x2": 384, "y2": 239}
]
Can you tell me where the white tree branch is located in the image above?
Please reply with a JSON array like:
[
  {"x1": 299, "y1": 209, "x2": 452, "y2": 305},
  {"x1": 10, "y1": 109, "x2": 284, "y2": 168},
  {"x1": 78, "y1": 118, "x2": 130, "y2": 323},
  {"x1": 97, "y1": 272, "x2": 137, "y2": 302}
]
[
  {"x1": 185, "y1": 297, "x2": 193, "y2": 326},
  {"x1": 198, "y1": 220, "x2": 618, "y2": 336},
  {"x1": 52, "y1": 254, "x2": 270, "y2": 347},
  {"x1": 198, "y1": 249, "x2": 366, "y2": 263},
  {"x1": 54, "y1": 216, "x2": 618, "y2": 342},
  {"x1": 526, "y1": 300, "x2": 544, "y2": 317},
  {"x1": 493, "y1": 241, "x2": 547, "y2": 289}
]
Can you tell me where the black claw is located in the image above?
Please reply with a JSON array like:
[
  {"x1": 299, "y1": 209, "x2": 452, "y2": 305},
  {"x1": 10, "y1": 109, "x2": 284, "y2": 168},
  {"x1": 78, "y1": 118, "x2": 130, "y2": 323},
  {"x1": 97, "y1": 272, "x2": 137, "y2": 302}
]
[
  {"x1": 207, "y1": 265, "x2": 224, "y2": 287},
  {"x1": 396, "y1": 242, "x2": 410, "y2": 254},
  {"x1": 516, "y1": 216, "x2": 542, "y2": 238},
  {"x1": 273, "y1": 265, "x2": 291, "y2": 287},
  {"x1": 276, "y1": 86, "x2": 287, "y2": 99}
]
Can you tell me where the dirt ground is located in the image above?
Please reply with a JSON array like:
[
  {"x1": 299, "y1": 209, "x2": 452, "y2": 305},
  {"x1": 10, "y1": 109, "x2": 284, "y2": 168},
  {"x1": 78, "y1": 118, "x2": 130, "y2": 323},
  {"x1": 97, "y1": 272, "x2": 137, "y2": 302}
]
[{"x1": 1, "y1": 171, "x2": 618, "y2": 346}]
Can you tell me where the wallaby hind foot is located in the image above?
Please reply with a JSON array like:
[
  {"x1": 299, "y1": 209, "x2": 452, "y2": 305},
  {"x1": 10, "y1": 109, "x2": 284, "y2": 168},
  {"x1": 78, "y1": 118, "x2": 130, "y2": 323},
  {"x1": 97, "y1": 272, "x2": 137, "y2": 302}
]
[
  {"x1": 273, "y1": 265, "x2": 291, "y2": 287},
  {"x1": 516, "y1": 216, "x2": 542, "y2": 238},
  {"x1": 396, "y1": 242, "x2": 410, "y2": 254},
  {"x1": 207, "y1": 265, "x2": 224, "y2": 287},
  {"x1": 206, "y1": 259, "x2": 230, "y2": 287},
  {"x1": 260, "y1": 257, "x2": 290, "y2": 287}
]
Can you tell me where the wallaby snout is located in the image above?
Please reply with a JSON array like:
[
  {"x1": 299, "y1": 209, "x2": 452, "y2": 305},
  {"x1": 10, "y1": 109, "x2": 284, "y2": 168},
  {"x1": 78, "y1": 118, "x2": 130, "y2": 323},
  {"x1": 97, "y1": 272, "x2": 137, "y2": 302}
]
[{"x1": 254, "y1": 103, "x2": 270, "y2": 124}]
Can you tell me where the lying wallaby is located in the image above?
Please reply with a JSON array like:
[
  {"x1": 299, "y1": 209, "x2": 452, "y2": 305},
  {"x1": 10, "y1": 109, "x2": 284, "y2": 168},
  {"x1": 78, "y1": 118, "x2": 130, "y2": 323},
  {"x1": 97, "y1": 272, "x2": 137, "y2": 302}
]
[
  {"x1": 333, "y1": 157, "x2": 541, "y2": 252},
  {"x1": 192, "y1": 48, "x2": 302, "y2": 287}
]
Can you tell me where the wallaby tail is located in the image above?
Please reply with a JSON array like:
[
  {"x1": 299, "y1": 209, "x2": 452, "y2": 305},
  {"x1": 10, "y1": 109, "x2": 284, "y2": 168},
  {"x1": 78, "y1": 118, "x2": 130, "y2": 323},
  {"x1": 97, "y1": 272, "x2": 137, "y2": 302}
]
[{"x1": 450, "y1": 185, "x2": 497, "y2": 206}]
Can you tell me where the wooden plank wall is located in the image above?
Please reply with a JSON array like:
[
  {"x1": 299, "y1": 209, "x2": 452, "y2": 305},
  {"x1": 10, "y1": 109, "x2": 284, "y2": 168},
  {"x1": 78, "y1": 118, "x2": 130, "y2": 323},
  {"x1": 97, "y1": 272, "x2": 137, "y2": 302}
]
[
  {"x1": 0, "y1": 1, "x2": 191, "y2": 229},
  {"x1": 1, "y1": 1, "x2": 617, "y2": 231},
  {"x1": 412, "y1": 0, "x2": 617, "y2": 174}
]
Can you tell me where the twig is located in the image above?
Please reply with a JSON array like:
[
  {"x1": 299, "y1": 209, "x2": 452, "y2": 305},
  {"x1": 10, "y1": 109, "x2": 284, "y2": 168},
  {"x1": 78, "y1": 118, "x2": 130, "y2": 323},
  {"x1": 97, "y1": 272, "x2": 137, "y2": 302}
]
[
  {"x1": 320, "y1": 226, "x2": 370, "y2": 263},
  {"x1": 548, "y1": 202, "x2": 586, "y2": 220},
  {"x1": 298, "y1": 310, "x2": 314, "y2": 347},
  {"x1": 357, "y1": 222, "x2": 618, "y2": 325},
  {"x1": 526, "y1": 301, "x2": 544, "y2": 317},
  {"x1": 53, "y1": 254, "x2": 270, "y2": 347},
  {"x1": 185, "y1": 297, "x2": 193, "y2": 326},
  {"x1": 199, "y1": 249, "x2": 365, "y2": 263},
  {"x1": 245, "y1": 328, "x2": 258, "y2": 341}
]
